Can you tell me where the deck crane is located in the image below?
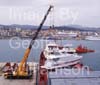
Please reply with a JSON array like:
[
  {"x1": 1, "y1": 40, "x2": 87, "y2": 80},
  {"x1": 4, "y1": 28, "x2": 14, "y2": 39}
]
[{"x1": 4, "y1": 5, "x2": 53, "y2": 79}]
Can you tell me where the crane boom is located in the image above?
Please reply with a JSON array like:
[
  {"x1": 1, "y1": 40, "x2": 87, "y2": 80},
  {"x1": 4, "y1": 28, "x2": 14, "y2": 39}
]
[
  {"x1": 17, "y1": 5, "x2": 53, "y2": 76},
  {"x1": 29, "y1": 5, "x2": 53, "y2": 49}
]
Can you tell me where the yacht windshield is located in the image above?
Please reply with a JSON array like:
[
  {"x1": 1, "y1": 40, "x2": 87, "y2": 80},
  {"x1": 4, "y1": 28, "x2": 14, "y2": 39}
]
[
  {"x1": 61, "y1": 51, "x2": 67, "y2": 54},
  {"x1": 49, "y1": 51, "x2": 60, "y2": 55}
]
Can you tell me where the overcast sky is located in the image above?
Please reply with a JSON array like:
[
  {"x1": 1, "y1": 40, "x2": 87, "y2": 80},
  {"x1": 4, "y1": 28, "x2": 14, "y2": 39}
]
[{"x1": 0, "y1": 0, "x2": 100, "y2": 27}]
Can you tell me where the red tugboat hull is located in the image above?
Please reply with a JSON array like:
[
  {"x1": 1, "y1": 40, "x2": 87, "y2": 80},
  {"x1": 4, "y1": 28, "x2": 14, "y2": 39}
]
[{"x1": 76, "y1": 45, "x2": 95, "y2": 53}]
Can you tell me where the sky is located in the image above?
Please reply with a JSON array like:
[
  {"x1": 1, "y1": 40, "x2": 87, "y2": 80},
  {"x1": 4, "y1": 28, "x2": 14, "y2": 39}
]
[{"x1": 0, "y1": 0, "x2": 100, "y2": 27}]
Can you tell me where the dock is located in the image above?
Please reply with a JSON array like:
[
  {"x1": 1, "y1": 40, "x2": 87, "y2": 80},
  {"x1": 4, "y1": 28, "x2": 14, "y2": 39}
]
[
  {"x1": 0, "y1": 62, "x2": 100, "y2": 85},
  {"x1": 0, "y1": 62, "x2": 38, "y2": 85}
]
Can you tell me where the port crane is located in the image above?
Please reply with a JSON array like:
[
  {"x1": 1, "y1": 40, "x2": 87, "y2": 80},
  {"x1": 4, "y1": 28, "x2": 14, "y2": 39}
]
[{"x1": 4, "y1": 5, "x2": 53, "y2": 79}]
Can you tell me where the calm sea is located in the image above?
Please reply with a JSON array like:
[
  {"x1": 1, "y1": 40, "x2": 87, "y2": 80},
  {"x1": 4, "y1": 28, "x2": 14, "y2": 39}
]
[{"x1": 0, "y1": 39, "x2": 100, "y2": 71}]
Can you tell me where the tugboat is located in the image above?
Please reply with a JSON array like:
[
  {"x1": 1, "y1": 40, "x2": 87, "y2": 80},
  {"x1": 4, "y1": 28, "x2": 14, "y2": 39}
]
[{"x1": 76, "y1": 45, "x2": 95, "y2": 53}]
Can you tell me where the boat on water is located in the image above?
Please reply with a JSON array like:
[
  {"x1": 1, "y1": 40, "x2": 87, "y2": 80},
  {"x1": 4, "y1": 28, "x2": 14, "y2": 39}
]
[
  {"x1": 66, "y1": 31, "x2": 78, "y2": 37},
  {"x1": 76, "y1": 45, "x2": 95, "y2": 53},
  {"x1": 58, "y1": 44, "x2": 94, "y2": 54},
  {"x1": 53, "y1": 31, "x2": 78, "y2": 39},
  {"x1": 85, "y1": 36, "x2": 100, "y2": 40}
]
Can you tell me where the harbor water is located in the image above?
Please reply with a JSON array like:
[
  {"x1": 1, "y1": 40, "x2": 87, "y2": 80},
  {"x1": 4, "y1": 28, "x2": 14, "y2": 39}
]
[{"x1": 0, "y1": 39, "x2": 100, "y2": 71}]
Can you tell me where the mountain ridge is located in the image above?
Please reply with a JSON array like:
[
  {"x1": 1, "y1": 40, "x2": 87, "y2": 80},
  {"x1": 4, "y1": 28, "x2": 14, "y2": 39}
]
[{"x1": 0, "y1": 24, "x2": 100, "y2": 31}]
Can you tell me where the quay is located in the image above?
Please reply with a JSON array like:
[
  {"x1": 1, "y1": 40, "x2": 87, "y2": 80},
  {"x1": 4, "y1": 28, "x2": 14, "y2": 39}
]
[{"x1": 0, "y1": 62, "x2": 38, "y2": 85}]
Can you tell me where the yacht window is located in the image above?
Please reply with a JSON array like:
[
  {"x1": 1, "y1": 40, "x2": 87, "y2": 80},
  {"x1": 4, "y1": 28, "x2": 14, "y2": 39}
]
[
  {"x1": 49, "y1": 51, "x2": 60, "y2": 55},
  {"x1": 62, "y1": 51, "x2": 67, "y2": 54},
  {"x1": 53, "y1": 58, "x2": 60, "y2": 62},
  {"x1": 48, "y1": 46, "x2": 57, "y2": 50}
]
